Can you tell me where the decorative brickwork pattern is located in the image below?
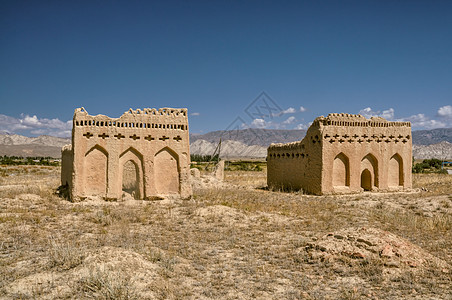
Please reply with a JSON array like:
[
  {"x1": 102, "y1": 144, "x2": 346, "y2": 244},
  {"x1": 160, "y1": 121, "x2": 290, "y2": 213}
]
[
  {"x1": 61, "y1": 107, "x2": 192, "y2": 200},
  {"x1": 267, "y1": 113, "x2": 412, "y2": 195}
]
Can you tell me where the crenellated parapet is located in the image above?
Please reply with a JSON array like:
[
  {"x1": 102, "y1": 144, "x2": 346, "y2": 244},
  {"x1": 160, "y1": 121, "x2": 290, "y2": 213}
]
[
  {"x1": 310, "y1": 113, "x2": 411, "y2": 128},
  {"x1": 73, "y1": 107, "x2": 188, "y2": 130}
]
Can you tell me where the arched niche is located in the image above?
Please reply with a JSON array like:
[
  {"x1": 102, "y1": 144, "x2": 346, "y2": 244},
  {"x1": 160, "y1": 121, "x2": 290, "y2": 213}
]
[
  {"x1": 388, "y1": 153, "x2": 403, "y2": 187},
  {"x1": 84, "y1": 145, "x2": 108, "y2": 196},
  {"x1": 154, "y1": 147, "x2": 180, "y2": 195},
  {"x1": 119, "y1": 147, "x2": 144, "y2": 199},
  {"x1": 332, "y1": 152, "x2": 350, "y2": 187},
  {"x1": 361, "y1": 153, "x2": 378, "y2": 189},
  {"x1": 122, "y1": 160, "x2": 140, "y2": 199}
]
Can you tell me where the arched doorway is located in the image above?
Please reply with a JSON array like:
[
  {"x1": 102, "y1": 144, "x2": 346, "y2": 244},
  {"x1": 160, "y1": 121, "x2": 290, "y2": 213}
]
[
  {"x1": 154, "y1": 147, "x2": 179, "y2": 194},
  {"x1": 333, "y1": 153, "x2": 350, "y2": 187},
  {"x1": 122, "y1": 160, "x2": 140, "y2": 199},
  {"x1": 119, "y1": 147, "x2": 144, "y2": 199},
  {"x1": 361, "y1": 153, "x2": 378, "y2": 189},
  {"x1": 388, "y1": 154, "x2": 403, "y2": 187},
  {"x1": 361, "y1": 169, "x2": 372, "y2": 191},
  {"x1": 84, "y1": 145, "x2": 108, "y2": 196}
]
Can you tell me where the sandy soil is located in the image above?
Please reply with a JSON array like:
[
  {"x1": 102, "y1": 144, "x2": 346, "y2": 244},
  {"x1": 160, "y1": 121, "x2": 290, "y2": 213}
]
[{"x1": 0, "y1": 166, "x2": 451, "y2": 299}]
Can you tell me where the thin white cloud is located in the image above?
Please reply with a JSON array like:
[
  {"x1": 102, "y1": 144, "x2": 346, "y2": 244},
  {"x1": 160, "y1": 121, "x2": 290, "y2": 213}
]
[
  {"x1": 282, "y1": 107, "x2": 296, "y2": 114},
  {"x1": 190, "y1": 112, "x2": 200, "y2": 116},
  {"x1": 272, "y1": 107, "x2": 296, "y2": 117},
  {"x1": 358, "y1": 105, "x2": 452, "y2": 130},
  {"x1": 359, "y1": 107, "x2": 394, "y2": 120},
  {"x1": 400, "y1": 113, "x2": 446, "y2": 129},
  {"x1": 251, "y1": 118, "x2": 267, "y2": 128},
  {"x1": 294, "y1": 123, "x2": 308, "y2": 130},
  {"x1": 0, "y1": 113, "x2": 72, "y2": 137},
  {"x1": 437, "y1": 105, "x2": 452, "y2": 119},
  {"x1": 282, "y1": 116, "x2": 296, "y2": 125},
  {"x1": 299, "y1": 106, "x2": 307, "y2": 112}
]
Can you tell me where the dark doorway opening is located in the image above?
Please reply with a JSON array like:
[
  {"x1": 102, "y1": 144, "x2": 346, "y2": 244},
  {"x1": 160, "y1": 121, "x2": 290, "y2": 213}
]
[{"x1": 361, "y1": 169, "x2": 372, "y2": 191}]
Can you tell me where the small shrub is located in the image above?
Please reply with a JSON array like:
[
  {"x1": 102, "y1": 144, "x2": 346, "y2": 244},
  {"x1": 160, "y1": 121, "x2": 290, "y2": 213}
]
[
  {"x1": 48, "y1": 237, "x2": 85, "y2": 270},
  {"x1": 77, "y1": 267, "x2": 137, "y2": 299}
]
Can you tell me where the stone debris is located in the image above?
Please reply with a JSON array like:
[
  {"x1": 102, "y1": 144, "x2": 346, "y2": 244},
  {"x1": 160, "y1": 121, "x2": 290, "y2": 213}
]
[
  {"x1": 213, "y1": 160, "x2": 225, "y2": 180},
  {"x1": 190, "y1": 168, "x2": 201, "y2": 178}
]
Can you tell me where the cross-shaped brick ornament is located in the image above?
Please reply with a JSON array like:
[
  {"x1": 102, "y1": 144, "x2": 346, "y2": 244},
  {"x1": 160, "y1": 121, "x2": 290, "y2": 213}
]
[
  {"x1": 114, "y1": 133, "x2": 125, "y2": 139},
  {"x1": 145, "y1": 135, "x2": 155, "y2": 141},
  {"x1": 173, "y1": 135, "x2": 182, "y2": 141},
  {"x1": 98, "y1": 133, "x2": 109, "y2": 139},
  {"x1": 130, "y1": 134, "x2": 140, "y2": 140},
  {"x1": 159, "y1": 136, "x2": 169, "y2": 141},
  {"x1": 83, "y1": 132, "x2": 93, "y2": 139}
]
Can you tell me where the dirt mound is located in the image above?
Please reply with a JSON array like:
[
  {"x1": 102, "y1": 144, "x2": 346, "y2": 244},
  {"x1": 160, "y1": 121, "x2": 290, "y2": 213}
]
[
  {"x1": 195, "y1": 205, "x2": 248, "y2": 225},
  {"x1": 305, "y1": 227, "x2": 450, "y2": 271},
  {"x1": 4, "y1": 246, "x2": 185, "y2": 299},
  {"x1": 191, "y1": 174, "x2": 229, "y2": 189}
]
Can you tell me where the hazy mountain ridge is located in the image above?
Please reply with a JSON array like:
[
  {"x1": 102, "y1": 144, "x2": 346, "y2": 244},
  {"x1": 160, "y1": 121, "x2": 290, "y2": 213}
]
[
  {"x1": 412, "y1": 128, "x2": 452, "y2": 145},
  {"x1": 0, "y1": 134, "x2": 70, "y2": 158},
  {"x1": 190, "y1": 140, "x2": 267, "y2": 158},
  {"x1": 191, "y1": 128, "x2": 452, "y2": 159},
  {"x1": 0, "y1": 134, "x2": 70, "y2": 147},
  {"x1": 412, "y1": 141, "x2": 452, "y2": 160},
  {"x1": 1, "y1": 128, "x2": 452, "y2": 159},
  {"x1": 190, "y1": 128, "x2": 307, "y2": 146}
]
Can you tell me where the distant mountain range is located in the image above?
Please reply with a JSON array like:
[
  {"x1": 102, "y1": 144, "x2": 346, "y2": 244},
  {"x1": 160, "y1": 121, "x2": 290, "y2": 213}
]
[
  {"x1": 190, "y1": 127, "x2": 452, "y2": 146},
  {"x1": 0, "y1": 134, "x2": 70, "y2": 158},
  {"x1": 1, "y1": 127, "x2": 451, "y2": 159},
  {"x1": 412, "y1": 142, "x2": 452, "y2": 160},
  {"x1": 190, "y1": 128, "x2": 307, "y2": 146},
  {"x1": 411, "y1": 128, "x2": 452, "y2": 145}
]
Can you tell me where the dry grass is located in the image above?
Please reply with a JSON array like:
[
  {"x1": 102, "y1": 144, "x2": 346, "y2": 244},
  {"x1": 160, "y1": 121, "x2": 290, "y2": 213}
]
[
  {"x1": 77, "y1": 267, "x2": 138, "y2": 299},
  {"x1": 0, "y1": 166, "x2": 451, "y2": 299},
  {"x1": 413, "y1": 173, "x2": 452, "y2": 195}
]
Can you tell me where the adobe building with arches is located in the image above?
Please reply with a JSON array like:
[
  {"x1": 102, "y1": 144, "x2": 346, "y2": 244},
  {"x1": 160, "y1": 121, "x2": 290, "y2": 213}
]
[
  {"x1": 267, "y1": 113, "x2": 412, "y2": 195},
  {"x1": 61, "y1": 107, "x2": 192, "y2": 200}
]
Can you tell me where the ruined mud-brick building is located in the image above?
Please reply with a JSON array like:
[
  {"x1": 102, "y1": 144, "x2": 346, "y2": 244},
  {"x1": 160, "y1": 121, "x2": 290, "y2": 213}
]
[
  {"x1": 61, "y1": 107, "x2": 192, "y2": 200},
  {"x1": 267, "y1": 113, "x2": 412, "y2": 195}
]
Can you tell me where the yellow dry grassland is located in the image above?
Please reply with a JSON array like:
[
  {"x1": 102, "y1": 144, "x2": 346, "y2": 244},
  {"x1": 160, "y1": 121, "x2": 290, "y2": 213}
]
[{"x1": 0, "y1": 165, "x2": 451, "y2": 299}]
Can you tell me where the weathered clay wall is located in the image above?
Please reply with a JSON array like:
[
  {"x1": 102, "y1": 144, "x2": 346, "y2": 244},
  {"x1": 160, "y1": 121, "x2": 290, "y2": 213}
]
[
  {"x1": 62, "y1": 107, "x2": 192, "y2": 200},
  {"x1": 319, "y1": 114, "x2": 412, "y2": 194},
  {"x1": 267, "y1": 113, "x2": 412, "y2": 195},
  {"x1": 267, "y1": 124, "x2": 323, "y2": 194},
  {"x1": 61, "y1": 144, "x2": 73, "y2": 186}
]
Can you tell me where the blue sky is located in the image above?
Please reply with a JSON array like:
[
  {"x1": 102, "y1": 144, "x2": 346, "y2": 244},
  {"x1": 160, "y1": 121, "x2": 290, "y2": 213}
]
[{"x1": 1, "y1": 0, "x2": 451, "y2": 137}]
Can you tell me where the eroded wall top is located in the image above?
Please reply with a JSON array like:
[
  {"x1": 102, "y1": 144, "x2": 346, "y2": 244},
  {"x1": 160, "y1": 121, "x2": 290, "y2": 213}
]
[
  {"x1": 73, "y1": 107, "x2": 189, "y2": 126},
  {"x1": 312, "y1": 113, "x2": 411, "y2": 128}
]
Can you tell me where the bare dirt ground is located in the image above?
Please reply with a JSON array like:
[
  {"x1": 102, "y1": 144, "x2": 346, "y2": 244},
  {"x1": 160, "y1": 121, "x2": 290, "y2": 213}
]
[{"x1": 0, "y1": 166, "x2": 451, "y2": 299}]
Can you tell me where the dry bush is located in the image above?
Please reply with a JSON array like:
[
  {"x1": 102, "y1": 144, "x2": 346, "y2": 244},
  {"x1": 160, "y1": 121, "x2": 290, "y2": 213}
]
[
  {"x1": 77, "y1": 267, "x2": 137, "y2": 299},
  {"x1": 48, "y1": 236, "x2": 86, "y2": 270}
]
